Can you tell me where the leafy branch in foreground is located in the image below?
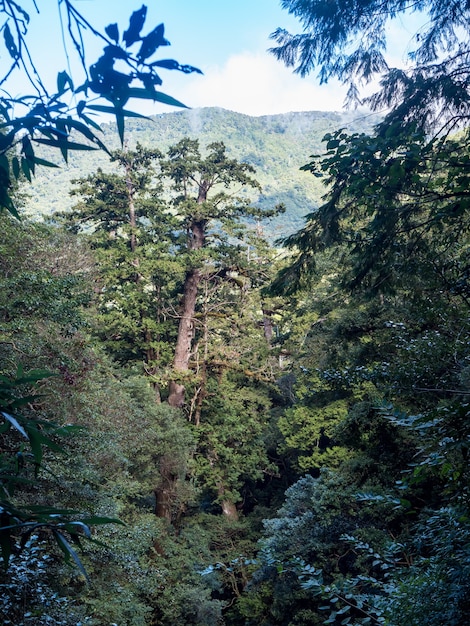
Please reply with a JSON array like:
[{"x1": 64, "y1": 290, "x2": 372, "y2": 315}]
[
  {"x1": 0, "y1": 366, "x2": 122, "y2": 575},
  {"x1": 0, "y1": 3, "x2": 202, "y2": 216},
  {"x1": 271, "y1": 0, "x2": 470, "y2": 133},
  {"x1": 273, "y1": 127, "x2": 470, "y2": 299}
]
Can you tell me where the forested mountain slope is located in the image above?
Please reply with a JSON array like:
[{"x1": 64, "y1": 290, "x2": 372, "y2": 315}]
[{"x1": 26, "y1": 107, "x2": 378, "y2": 238}]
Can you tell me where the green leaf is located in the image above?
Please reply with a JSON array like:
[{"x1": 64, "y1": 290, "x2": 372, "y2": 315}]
[{"x1": 52, "y1": 530, "x2": 90, "y2": 583}]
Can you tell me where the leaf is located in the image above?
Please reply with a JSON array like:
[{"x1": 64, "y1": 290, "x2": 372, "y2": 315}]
[
  {"x1": 52, "y1": 530, "x2": 90, "y2": 583},
  {"x1": 27, "y1": 157, "x2": 60, "y2": 169},
  {"x1": 116, "y1": 111, "x2": 125, "y2": 145},
  {"x1": 86, "y1": 104, "x2": 151, "y2": 119},
  {"x1": 3, "y1": 23, "x2": 18, "y2": 59},
  {"x1": 57, "y1": 71, "x2": 73, "y2": 94},
  {"x1": 81, "y1": 515, "x2": 125, "y2": 527},
  {"x1": 123, "y1": 5, "x2": 147, "y2": 47},
  {"x1": 77, "y1": 112, "x2": 102, "y2": 132},
  {"x1": 33, "y1": 138, "x2": 98, "y2": 163},
  {"x1": 11, "y1": 156, "x2": 20, "y2": 179},
  {"x1": 126, "y1": 88, "x2": 188, "y2": 108},
  {"x1": 137, "y1": 23, "x2": 169, "y2": 62},
  {"x1": 21, "y1": 135, "x2": 34, "y2": 160},
  {"x1": 21, "y1": 158, "x2": 31, "y2": 182},
  {"x1": 14, "y1": 368, "x2": 54, "y2": 385},
  {"x1": 150, "y1": 59, "x2": 203, "y2": 75},
  {"x1": 105, "y1": 22, "x2": 119, "y2": 43},
  {"x1": 63, "y1": 521, "x2": 91, "y2": 539},
  {"x1": 59, "y1": 118, "x2": 110, "y2": 154},
  {"x1": 0, "y1": 411, "x2": 27, "y2": 439}
]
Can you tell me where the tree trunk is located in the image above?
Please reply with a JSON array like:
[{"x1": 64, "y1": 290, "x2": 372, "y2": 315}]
[
  {"x1": 168, "y1": 219, "x2": 206, "y2": 407},
  {"x1": 221, "y1": 499, "x2": 239, "y2": 520},
  {"x1": 218, "y1": 483, "x2": 239, "y2": 520},
  {"x1": 262, "y1": 307, "x2": 274, "y2": 343},
  {"x1": 154, "y1": 486, "x2": 172, "y2": 521},
  {"x1": 168, "y1": 267, "x2": 201, "y2": 406}
]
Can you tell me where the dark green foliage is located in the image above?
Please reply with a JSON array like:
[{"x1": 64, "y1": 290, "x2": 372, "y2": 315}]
[
  {"x1": 271, "y1": 0, "x2": 470, "y2": 132},
  {"x1": 278, "y1": 128, "x2": 470, "y2": 299},
  {"x1": 255, "y1": 4, "x2": 470, "y2": 617},
  {"x1": 25, "y1": 108, "x2": 379, "y2": 238},
  {"x1": 60, "y1": 144, "x2": 182, "y2": 381},
  {"x1": 0, "y1": 219, "x2": 124, "y2": 596}
]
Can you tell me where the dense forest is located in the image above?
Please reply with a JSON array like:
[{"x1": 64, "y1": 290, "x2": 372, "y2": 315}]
[
  {"x1": 24, "y1": 107, "x2": 379, "y2": 238},
  {"x1": 1, "y1": 2, "x2": 469, "y2": 626}
]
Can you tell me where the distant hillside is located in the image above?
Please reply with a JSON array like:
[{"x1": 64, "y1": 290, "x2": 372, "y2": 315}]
[{"x1": 25, "y1": 107, "x2": 379, "y2": 239}]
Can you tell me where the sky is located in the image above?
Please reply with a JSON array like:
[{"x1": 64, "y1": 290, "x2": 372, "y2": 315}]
[{"x1": 4, "y1": 0, "x2": 427, "y2": 117}]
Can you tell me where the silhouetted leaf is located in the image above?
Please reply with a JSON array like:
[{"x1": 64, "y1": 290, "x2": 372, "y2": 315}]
[
  {"x1": 123, "y1": 5, "x2": 147, "y2": 47},
  {"x1": 105, "y1": 22, "x2": 119, "y2": 43},
  {"x1": 33, "y1": 138, "x2": 98, "y2": 165},
  {"x1": 137, "y1": 23, "x2": 169, "y2": 62},
  {"x1": 11, "y1": 155, "x2": 20, "y2": 179},
  {"x1": 59, "y1": 118, "x2": 110, "y2": 154},
  {"x1": 150, "y1": 59, "x2": 203, "y2": 75},
  {"x1": 139, "y1": 71, "x2": 162, "y2": 89},
  {"x1": 102, "y1": 44, "x2": 129, "y2": 61},
  {"x1": 21, "y1": 158, "x2": 31, "y2": 182},
  {"x1": 126, "y1": 87, "x2": 188, "y2": 108},
  {"x1": 27, "y1": 156, "x2": 60, "y2": 169},
  {"x1": 3, "y1": 23, "x2": 18, "y2": 59},
  {"x1": 116, "y1": 111, "x2": 125, "y2": 145},
  {"x1": 57, "y1": 71, "x2": 73, "y2": 94},
  {"x1": 52, "y1": 530, "x2": 90, "y2": 583}
]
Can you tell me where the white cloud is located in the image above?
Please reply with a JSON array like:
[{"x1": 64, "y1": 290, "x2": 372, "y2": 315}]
[
  {"x1": 146, "y1": 52, "x2": 350, "y2": 117},
  {"x1": 135, "y1": 9, "x2": 430, "y2": 119}
]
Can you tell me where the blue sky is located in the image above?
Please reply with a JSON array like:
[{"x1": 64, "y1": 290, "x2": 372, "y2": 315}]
[{"x1": 5, "y1": 1, "x2": 426, "y2": 117}]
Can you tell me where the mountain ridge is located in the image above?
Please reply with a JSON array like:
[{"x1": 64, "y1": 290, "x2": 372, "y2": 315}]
[{"x1": 25, "y1": 106, "x2": 379, "y2": 238}]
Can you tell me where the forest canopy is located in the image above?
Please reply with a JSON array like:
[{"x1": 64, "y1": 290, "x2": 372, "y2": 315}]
[{"x1": 0, "y1": 1, "x2": 469, "y2": 625}]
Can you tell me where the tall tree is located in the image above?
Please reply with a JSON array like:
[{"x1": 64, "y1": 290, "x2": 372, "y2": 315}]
[
  {"x1": 161, "y1": 139, "x2": 276, "y2": 407},
  {"x1": 257, "y1": 3, "x2": 470, "y2": 623},
  {"x1": 63, "y1": 144, "x2": 182, "y2": 393}
]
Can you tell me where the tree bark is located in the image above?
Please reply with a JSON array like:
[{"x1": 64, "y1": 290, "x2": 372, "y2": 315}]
[
  {"x1": 168, "y1": 219, "x2": 206, "y2": 407},
  {"x1": 218, "y1": 483, "x2": 239, "y2": 520},
  {"x1": 221, "y1": 499, "x2": 239, "y2": 520},
  {"x1": 168, "y1": 267, "x2": 201, "y2": 406}
]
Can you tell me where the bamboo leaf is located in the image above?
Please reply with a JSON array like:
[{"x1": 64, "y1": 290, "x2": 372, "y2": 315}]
[
  {"x1": 126, "y1": 88, "x2": 188, "y2": 108},
  {"x1": 1, "y1": 411, "x2": 27, "y2": 439},
  {"x1": 52, "y1": 530, "x2": 90, "y2": 583}
]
